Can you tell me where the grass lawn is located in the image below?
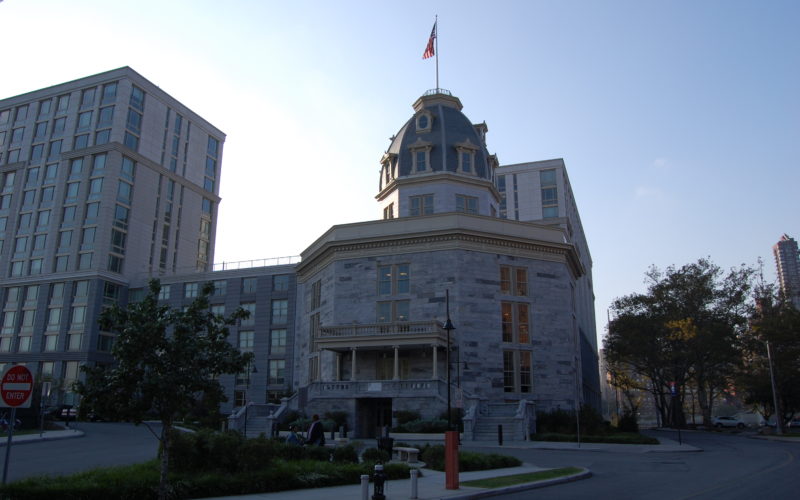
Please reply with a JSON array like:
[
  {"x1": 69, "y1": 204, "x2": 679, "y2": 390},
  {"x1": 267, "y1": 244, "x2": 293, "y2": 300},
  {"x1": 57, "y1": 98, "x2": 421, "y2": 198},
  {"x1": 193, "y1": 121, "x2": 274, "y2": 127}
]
[{"x1": 462, "y1": 467, "x2": 583, "y2": 488}]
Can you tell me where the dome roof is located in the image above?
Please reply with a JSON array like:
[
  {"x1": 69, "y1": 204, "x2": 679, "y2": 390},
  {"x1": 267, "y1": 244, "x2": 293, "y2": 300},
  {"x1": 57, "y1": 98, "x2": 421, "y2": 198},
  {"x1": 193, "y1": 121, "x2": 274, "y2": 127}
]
[{"x1": 384, "y1": 91, "x2": 493, "y2": 181}]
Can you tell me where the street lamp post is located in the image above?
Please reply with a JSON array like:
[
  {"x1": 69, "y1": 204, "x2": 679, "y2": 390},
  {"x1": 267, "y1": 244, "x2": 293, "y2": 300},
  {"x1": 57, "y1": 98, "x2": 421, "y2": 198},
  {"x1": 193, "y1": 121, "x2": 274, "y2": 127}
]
[
  {"x1": 442, "y1": 289, "x2": 458, "y2": 490},
  {"x1": 766, "y1": 341, "x2": 784, "y2": 434}
]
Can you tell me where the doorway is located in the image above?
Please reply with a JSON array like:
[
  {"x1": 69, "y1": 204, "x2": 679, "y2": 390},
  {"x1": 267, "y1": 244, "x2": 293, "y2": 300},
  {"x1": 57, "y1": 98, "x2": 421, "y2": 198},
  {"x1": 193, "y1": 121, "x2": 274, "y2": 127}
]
[{"x1": 356, "y1": 398, "x2": 392, "y2": 438}]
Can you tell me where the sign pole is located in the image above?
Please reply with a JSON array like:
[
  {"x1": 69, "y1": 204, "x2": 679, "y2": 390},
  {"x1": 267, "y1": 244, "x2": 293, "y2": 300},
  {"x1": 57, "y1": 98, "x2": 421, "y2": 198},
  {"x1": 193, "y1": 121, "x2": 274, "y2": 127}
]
[{"x1": 2, "y1": 407, "x2": 16, "y2": 484}]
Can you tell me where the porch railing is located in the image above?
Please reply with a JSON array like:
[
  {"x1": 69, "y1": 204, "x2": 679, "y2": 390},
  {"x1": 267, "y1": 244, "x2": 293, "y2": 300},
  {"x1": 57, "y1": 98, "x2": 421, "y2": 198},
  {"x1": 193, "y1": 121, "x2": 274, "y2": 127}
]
[
  {"x1": 307, "y1": 379, "x2": 448, "y2": 399},
  {"x1": 318, "y1": 320, "x2": 442, "y2": 338}
]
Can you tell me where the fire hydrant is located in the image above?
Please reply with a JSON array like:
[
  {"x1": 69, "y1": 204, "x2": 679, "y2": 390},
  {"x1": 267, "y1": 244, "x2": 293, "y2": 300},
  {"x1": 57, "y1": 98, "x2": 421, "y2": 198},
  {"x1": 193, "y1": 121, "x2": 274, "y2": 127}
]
[{"x1": 372, "y1": 464, "x2": 387, "y2": 500}]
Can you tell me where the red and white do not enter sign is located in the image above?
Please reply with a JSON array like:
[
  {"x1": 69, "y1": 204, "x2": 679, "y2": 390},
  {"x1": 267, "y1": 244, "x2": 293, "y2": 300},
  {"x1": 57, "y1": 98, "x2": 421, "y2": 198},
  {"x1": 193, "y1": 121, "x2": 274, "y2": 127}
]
[{"x1": 0, "y1": 365, "x2": 33, "y2": 408}]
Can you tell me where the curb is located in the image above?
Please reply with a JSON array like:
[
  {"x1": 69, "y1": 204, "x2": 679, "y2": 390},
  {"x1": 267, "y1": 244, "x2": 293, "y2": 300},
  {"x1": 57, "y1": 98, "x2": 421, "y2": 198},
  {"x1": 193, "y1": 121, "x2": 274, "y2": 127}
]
[
  {"x1": 0, "y1": 430, "x2": 84, "y2": 447},
  {"x1": 438, "y1": 468, "x2": 592, "y2": 499}
]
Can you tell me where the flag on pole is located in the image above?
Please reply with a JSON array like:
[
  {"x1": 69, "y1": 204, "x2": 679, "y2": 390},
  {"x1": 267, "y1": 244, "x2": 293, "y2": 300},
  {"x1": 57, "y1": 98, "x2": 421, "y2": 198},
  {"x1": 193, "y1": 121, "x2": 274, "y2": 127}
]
[{"x1": 422, "y1": 22, "x2": 436, "y2": 59}]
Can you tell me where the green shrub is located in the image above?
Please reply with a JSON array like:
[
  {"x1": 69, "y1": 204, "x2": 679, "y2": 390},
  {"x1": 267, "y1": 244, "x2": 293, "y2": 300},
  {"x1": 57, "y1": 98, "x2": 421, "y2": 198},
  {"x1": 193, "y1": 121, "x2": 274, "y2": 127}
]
[
  {"x1": 331, "y1": 445, "x2": 359, "y2": 463},
  {"x1": 361, "y1": 447, "x2": 390, "y2": 464},
  {"x1": 617, "y1": 412, "x2": 639, "y2": 433},
  {"x1": 280, "y1": 410, "x2": 305, "y2": 430},
  {"x1": 393, "y1": 418, "x2": 448, "y2": 433},
  {"x1": 419, "y1": 445, "x2": 521, "y2": 472},
  {"x1": 324, "y1": 411, "x2": 349, "y2": 430},
  {"x1": 394, "y1": 410, "x2": 421, "y2": 425}
]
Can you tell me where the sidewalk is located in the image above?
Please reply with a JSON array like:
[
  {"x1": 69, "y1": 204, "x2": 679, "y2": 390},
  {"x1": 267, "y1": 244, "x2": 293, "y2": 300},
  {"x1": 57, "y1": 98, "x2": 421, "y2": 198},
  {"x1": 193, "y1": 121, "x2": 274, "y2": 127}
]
[
  {"x1": 0, "y1": 428, "x2": 84, "y2": 446},
  {"x1": 200, "y1": 465, "x2": 592, "y2": 500}
]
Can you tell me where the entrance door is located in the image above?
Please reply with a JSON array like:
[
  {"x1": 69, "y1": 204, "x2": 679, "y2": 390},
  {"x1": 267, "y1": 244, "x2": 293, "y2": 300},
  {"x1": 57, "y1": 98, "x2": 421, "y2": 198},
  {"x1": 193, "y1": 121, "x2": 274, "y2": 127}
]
[{"x1": 356, "y1": 398, "x2": 392, "y2": 438}]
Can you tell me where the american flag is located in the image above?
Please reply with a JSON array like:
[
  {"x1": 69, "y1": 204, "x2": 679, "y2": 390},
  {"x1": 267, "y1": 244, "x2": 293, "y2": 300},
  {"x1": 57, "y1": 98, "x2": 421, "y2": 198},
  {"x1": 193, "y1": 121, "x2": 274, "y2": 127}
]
[{"x1": 422, "y1": 22, "x2": 436, "y2": 59}]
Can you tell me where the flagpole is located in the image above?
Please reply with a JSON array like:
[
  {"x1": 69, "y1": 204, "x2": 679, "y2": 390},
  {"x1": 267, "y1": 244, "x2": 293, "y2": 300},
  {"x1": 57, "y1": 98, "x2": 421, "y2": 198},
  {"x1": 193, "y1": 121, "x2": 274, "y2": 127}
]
[{"x1": 435, "y1": 15, "x2": 439, "y2": 90}]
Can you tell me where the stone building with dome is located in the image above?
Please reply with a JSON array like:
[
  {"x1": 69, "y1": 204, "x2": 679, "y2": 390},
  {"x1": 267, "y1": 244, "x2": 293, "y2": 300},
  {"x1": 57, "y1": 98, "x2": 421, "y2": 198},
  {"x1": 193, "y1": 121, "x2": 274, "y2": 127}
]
[{"x1": 2, "y1": 70, "x2": 598, "y2": 440}]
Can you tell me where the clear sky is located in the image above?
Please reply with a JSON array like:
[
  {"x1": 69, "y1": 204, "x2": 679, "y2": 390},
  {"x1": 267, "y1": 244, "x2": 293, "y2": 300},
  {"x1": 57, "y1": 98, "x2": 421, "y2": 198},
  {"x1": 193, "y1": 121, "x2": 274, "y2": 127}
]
[{"x1": 1, "y1": 0, "x2": 798, "y2": 346}]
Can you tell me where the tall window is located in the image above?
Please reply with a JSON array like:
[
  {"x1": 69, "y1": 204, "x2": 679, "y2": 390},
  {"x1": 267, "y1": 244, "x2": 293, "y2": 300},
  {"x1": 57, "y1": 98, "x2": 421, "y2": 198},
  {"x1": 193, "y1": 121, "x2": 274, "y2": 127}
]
[
  {"x1": 273, "y1": 275, "x2": 289, "y2": 292},
  {"x1": 378, "y1": 264, "x2": 409, "y2": 295},
  {"x1": 270, "y1": 329, "x2": 287, "y2": 355},
  {"x1": 271, "y1": 299, "x2": 287, "y2": 324},
  {"x1": 504, "y1": 350, "x2": 533, "y2": 393},
  {"x1": 240, "y1": 302, "x2": 256, "y2": 326},
  {"x1": 184, "y1": 283, "x2": 199, "y2": 298},
  {"x1": 540, "y1": 169, "x2": 558, "y2": 218},
  {"x1": 241, "y1": 277, "x2": 257, "y2": 294},
  {"x1": 501, "y1": 302, "x2": 530, "y2": 343},
  {"x1": 269, "y1": 360, "x2": 286, "y2": 385}
]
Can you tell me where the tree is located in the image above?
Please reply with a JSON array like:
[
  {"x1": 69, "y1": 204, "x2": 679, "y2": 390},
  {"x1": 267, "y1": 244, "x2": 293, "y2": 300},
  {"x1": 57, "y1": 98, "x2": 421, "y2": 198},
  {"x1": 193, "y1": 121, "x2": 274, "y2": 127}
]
[
  {"x1": 77, "y1": 280, "x2": 251, "y2": 500},
  {"x1": 738, "y1": 283, "x2": 800, "y2": 430},
  {"x1": 604, "y1": 259, "x2": 752, "y2": 427}
]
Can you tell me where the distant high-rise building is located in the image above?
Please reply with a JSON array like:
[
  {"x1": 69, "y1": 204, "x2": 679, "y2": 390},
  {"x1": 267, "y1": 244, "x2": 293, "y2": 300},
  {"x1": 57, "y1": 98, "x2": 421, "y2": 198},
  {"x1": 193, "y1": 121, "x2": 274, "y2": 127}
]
[
  {"x1": 773, "y1": 234, "x2": 800, "y2": 309},
  {"x1": 0, "y1": 67, "x2": 224, "y2": 402}
]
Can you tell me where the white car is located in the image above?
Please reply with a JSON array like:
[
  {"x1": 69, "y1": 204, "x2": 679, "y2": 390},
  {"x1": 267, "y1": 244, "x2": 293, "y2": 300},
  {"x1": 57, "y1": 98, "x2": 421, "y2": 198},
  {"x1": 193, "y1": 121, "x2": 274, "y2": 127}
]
[{"x1": 712, "y1": 416, "x2": 746, "y2": 429}]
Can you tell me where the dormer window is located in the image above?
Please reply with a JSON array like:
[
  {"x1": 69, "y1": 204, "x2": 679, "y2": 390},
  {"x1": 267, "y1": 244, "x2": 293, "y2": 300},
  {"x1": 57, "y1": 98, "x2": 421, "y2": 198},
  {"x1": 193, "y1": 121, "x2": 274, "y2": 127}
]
[
  {"x1": 455, "y1": 140, "x2": 478, "y2": 175},
  {"x1": 416, "y1": 111, "x2": 433, "y2": 134},
  {"x1": 415, "y1": 150, "x2": 427, "y2": 172}
]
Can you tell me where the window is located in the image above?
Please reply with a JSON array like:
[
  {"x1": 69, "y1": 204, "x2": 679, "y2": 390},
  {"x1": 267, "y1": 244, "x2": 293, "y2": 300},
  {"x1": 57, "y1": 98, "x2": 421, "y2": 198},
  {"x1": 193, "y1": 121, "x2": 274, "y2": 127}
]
[
  {"x1": 74, "y1": 133, "x2": 89, "y2": 149},
  {"x1": 207, "y1": 136, "x2": 219, "y2": 157},
  {"x1": 121, "y1": 156, "x2": 135, "y2": 180},
  {"x1": 22, "y1": 189, "x2": 35, "y2": 206},
  {"x1": 52, "y1": 116, "x2": 66, "y2": 135},
  {"x1": 504, "y1": 350, "x2": 533, "y2": 393},
  {"x1": 184, "y1": 282, "x2": 199, "y2": 298},
  {"x1": 269, "y1": 360, "x2": 286, "y2": 385},
  {"x1": 0, "y1": 195, "x2": 11, "y2": 210},
  {"x1": 102, "y1": 82, "x2": 117, "y2": 103},
  {"x1": 459, "y1": 150, "x2": 474, "y2": 173},
  {"x1": 2, "y1": 172, "x2": 15, "y2": 191},
  {"x1": 68, "y1": 333, "x2": 82, "y2": 351},
  {"x1": 501, "y1": 302, "x2": 530, "y2": 344},
  {"x1": 414, "y1": 150, "x2": 428, "y2": 172},
  {"x1": 20, "y1": 310, "x2": 36, "y2": 333},
  {"x1": 102, "y1": 282, "x2": 120, "y2": 306},
  {"x1": 89, "y1": 177, "x2": 103, "y2": 196},
  {"x1": 47, "y1": 308, "x2": 61, "y2": 330},
  {"x1": 41, "y1": 186, "x2": 55, "y2": 202},
  {"x1": 77, "y1": 111, "x2": 92, "y2": 130},
  {"x1": 44, "y1": 334, "x2": 58, "y2": 352},
  {"x1": 73, "y1": 280, "x2": 89, "y2": 300},
  {"x1": 110, "y1": 229, "x2": 126, "y2": 254},
  {"x1": 34, "y1": 122, "x2": 47, "y2": 139},
  {"x1": 382, "y1": 203, "x2": 394, "y2": 220},
  {"x1": 1, "y1": 311, "x2": 16, "y2": 334},
  {"x1": 273, "y1": 275, "x2": 289, "y2": 292},
  {"x1": 78, "y1": 252, "x2": 93, "y2": 270},
  {"x1": 97, "y1": 334, "x2": 115, "y2": 352},
  {"x1": 26, "y1": 167, "x2": 40, "y2": 186},
  {"x1": 58, "y1": 230, "x2": 72, "y2": 248},
  {"x1": 98, "y1": 106, "x2": 114, "y2": 126},
  {"x1": 158, "y1": 285, "x2": 171, "y2": 300},
  {"x1": 113, "y1": 205, "x2": 129, "y2": 229},
  {"x1": 377, "y1": 264, "x2": 410, "y2": 295},
  {"x1": 107, "y1": 254, "x2": 123, "y2": 273},
  {"x1": 210, "y1": 304, "x2": 225, "y2": 317},
  {"x1": 18, "y1": 213, "x2": 32, "y2": 231},
  {"x1": 81, "y1": 227, "x2": 96, "y2": 248},
  {"x1": 208, "y1": 280, "x2": 225, "y2": 297},
  {"x1": 33, "y1": 234, "x2": 46, "y2": 250},
  {"x1": 520, "y1": 351, "x2": 532, "y2": 393},
  {"x1": 30, "y1": 144, "x2": 44, "y2": 162},
  {"x1": 242, "y1": 277, "x2": 257, "y2": 294},
  {"x1": 126, "y1": 109, "x2": 142, "y2": 134},
  {"x1": 500, "y1": 266, "x2": 528, "y2": 296},
  {"x1": 240, "y1": 302, "x2": 256, "y2": 326},
  {"x1": 85, "y1": 202, "x2": 99, "y2": 221},
  {"x1": 62, "y1": 206, "x2": 76, "y2": 224},
  {"x1": 117, "y1": 181, "x2": 132, "y2": 204},
  {"x1": 377, "y1": 300, "x2": 410, "y2": 322},
  {"x1": 409, "y1": 194, "x2": 434, "y2": 216},
  {"x1": 80, "y1": 87, "x2": 96, "y2": 108},
  {"x1": 238, "y1": 330, "x2": 254, "y2": 351},
  {"x1": 456, "y1": 195, "x2": 478, "y2": 214},
  {"x1": 66, "y1": 181, "x2": 80, "y2": 200},
  {"x1": 503, "y1": 351, "x2": 515, "y2": 392},
  {"x1": 38, "y1": 99, "x2": 52, "y2": 117},
  {"x1": 14, "y1": 236, "x2": 28, "y2": 253},
  {"x1": 123, "y1": 132, "x2": 138, "y2": 151},
  {"x1": 54, "y1": 255, "x2": 69, "y2": 272},
  {"x1": 270, "y1": 329, "x2": 287, "y2": 355},
  {"x1": 14, "y1": 105, "x2": 28, "y2": 122},
  {"x1": 130, "y1": 86, "x2": 145, "y2": 111},
  {"x1": 71, "y1": 305, "x2": 86, "y2": 328},
  {"x1": 540, "y1": 169, "x2": 558, "y2": 218},
  {"x1": 271, "y1": 299, "x2": 287, "y2": 324},
  {"x1": 95, "y1": 129, "x2": 110, "y2": 145},
  {"x1": 44, "y1": 163, "x2": 58, "y2": 182}
]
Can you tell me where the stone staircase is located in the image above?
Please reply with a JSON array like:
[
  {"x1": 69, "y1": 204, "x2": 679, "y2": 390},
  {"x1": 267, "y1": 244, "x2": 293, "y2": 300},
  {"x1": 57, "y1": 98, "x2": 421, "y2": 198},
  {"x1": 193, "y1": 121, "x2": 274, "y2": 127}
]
[
  {"x1": 466, "y1": 401, "x2": 536, "y2": 442},
  {"x1": 242, "y1": 415, "x2": 270, "y2": 439}
]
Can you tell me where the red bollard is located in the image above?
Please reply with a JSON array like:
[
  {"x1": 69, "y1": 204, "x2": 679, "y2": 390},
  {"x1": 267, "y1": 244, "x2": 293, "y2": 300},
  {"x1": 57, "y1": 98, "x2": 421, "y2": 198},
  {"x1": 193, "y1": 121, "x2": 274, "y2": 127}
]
[{"x1": 445, "y1": 430, "x2": 459, "y2": 490}]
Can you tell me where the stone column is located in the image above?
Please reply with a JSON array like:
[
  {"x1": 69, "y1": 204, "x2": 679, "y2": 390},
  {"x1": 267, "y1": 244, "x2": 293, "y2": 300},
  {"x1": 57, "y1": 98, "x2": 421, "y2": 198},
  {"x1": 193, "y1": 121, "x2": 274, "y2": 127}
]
[
  {"x1": 393, "y1": 346, "x2": 400, "y2": 380},
  {"x1": 350, "y1": 347, "x2": 357, "y2": 381},
  {"x1": 335, "y1": 352, "x2": 341, "y2": 382},
  {"x1": 432, "y1": 344, "x2": 438, "y2": 379}
]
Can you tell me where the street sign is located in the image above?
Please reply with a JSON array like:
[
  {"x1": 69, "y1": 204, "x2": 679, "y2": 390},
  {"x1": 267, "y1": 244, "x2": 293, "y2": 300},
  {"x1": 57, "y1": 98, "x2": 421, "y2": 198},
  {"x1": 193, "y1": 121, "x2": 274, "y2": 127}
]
[{"x1": 0, "y1": 366, "x2": 33, "y2": 409}]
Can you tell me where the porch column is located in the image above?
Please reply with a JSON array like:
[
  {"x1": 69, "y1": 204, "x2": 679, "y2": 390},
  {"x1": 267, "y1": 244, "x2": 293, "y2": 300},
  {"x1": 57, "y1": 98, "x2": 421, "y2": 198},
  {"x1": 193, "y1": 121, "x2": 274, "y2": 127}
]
[
  {"x1": 350, "y1": 347, "x2": 357, "y2": 381},
  {"x1": 393, "y1": 345, "x2": 400, "y2": 380},
  {"x1": 335, "y1": 352, "x2": 341, "y2": 381},
  {"x1": 432, "y1": 344, "x2": 438, "y2": 379}
]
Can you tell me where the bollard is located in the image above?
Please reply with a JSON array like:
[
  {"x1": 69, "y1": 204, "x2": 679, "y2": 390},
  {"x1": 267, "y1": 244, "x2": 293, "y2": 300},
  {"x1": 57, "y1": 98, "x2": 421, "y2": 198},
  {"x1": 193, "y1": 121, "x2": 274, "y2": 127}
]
[
  {"x1": 372, "y1": 464, "x2": 387, "y2": 500},
  {"x1": 410, "y1": 468, "x2": 419, "y2": 499},
  {"x1": 498, "y1": 424, "x2": 503, "y2": 446},
  {"x1": 360, "y1": 474, "x2": 369, "y2": 500}
]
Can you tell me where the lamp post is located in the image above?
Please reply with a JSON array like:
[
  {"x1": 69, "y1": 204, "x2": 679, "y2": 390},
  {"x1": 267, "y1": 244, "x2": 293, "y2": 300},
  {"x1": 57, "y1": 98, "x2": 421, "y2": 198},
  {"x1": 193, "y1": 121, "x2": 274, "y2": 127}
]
[
  {"x1": 766, "y1": 341, "x2": 784, "y2": 434},
  {"x1": 442, "y1": 289, "x2": 458, "y2": 490}
]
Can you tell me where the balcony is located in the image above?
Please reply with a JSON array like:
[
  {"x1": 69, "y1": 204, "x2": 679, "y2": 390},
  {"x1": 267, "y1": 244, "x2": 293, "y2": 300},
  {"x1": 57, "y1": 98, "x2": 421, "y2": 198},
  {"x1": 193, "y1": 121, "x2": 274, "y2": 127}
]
[{"x1": 316, "y1": 320, "x2": 447, "y2": 350}]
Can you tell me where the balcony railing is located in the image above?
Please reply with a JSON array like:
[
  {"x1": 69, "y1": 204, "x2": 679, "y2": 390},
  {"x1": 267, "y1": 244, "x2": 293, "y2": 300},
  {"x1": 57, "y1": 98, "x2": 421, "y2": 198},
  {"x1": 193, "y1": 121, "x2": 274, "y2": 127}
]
[
  {"x1": 318, "y1": 320, "x2": 442, "y2": 339},
  {"x1": 308, "y1": 379, "x2": 447, "y2": 399}
]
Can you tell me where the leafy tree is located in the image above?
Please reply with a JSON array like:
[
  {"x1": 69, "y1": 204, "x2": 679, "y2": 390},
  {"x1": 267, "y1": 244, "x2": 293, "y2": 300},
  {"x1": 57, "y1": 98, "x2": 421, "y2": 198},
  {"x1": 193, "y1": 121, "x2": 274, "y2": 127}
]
[
  {"x1": 604, "y1": 259, "x2": 752, "y2": 427},
  {"x1": 738, "y1": 283, "x2": 800, "y2": 430},
  {"x1": 77, "y1": 279, "x2": 252, "y2": 500}
]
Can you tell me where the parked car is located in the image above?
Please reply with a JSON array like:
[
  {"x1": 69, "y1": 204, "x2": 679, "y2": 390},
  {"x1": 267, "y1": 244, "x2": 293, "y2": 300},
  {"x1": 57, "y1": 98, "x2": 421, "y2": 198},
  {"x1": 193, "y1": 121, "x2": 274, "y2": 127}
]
[{"x1": 712, "y1": 416, "x2": 746, "y2": 429}]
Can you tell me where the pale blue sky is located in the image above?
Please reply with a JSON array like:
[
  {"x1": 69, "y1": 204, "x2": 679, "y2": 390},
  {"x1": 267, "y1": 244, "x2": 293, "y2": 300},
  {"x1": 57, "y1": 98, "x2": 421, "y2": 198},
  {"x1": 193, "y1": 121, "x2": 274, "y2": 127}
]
[{"x1": 2, "y1": 0, "x2": 798, "y2": 344}]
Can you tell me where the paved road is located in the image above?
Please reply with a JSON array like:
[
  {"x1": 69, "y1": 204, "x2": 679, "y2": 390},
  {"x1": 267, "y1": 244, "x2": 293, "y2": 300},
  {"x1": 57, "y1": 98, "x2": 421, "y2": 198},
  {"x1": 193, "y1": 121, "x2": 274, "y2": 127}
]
[
  {"x1": 3, "y1": 422, "x2": 160, "y2": 482},
  {"x1": 474, "y1": 430, "x2": 800, "y2": 500}
]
